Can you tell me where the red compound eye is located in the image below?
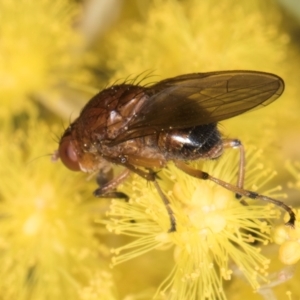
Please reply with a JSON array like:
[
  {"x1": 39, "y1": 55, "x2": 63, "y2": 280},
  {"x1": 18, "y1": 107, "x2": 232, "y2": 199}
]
[{"x1": 58, "y1": 135, "x2": 80, "y2": 171}]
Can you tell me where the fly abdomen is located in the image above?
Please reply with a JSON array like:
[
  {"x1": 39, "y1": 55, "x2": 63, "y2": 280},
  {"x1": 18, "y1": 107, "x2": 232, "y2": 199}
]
[{"x1": 158, "y1": 123, "x2": 222, "y2": 160}]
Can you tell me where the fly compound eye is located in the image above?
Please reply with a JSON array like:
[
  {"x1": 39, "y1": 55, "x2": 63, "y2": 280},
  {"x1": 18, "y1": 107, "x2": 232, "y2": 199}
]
[{"x1": 58, "y1": 135, "x2": 80, "y2": 171}]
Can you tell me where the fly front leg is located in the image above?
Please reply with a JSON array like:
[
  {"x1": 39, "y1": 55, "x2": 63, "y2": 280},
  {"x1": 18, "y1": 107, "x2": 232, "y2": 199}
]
[
  {"x1": 174, "y1": 160, "x2": 296, "y2": 227},
  {"x1": 94, "y1": 158, "x2": 176, "y2": 232},
  {"x1": 93, "y1": 168, "x2": 131, "y2": 200},
  {"x1": 93, "y1": 156, "x2": 159, "y2": 200},
  {"x1": 96, "y1": 166, "x2": 114, "y2": 187}
]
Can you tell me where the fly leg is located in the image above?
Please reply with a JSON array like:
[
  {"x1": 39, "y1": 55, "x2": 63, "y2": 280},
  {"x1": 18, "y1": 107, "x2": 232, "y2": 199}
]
[
  {"x1": 94, "y1": 168, "x2": 131, "y2": 200},
  {"x1": 153, "y1": 180, "x2": 177, "y2": 232},
  {"x1": 96, "y1": 167, "x2": 114, "y2": 187},
  {"x1": 120, "y1": 163, "x2": 177, "y2": 232},
  {"x1": 174, "y1": 160, "x2": 296, "y2": 227},
  {"x1": 94, "y1": 160, "x2": 176, "y2": 232},
  {"x1": 223, "y1": 139, "x2": 247, "y2": 204}
]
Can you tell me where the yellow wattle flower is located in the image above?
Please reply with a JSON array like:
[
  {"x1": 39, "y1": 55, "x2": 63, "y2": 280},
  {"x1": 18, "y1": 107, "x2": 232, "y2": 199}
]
[
  {"x1": 101, "y1": 146, "x2": 288, "y2": 299},
  {"x1": 0, "y1": 121, "x2": 117, "y2": 300}
]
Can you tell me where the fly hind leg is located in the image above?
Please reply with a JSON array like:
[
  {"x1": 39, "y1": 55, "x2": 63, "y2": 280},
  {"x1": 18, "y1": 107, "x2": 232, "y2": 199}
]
[
  {"x1": 223, "y1": 139, "x2": 248, "y2": 204},
  {"x1": 174, "y1": 160, "x2": 296, "y2": 227}
]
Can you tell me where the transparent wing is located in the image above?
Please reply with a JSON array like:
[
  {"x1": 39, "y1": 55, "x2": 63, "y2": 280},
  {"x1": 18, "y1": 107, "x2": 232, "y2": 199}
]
[{"x1": 111, "y1": 70, "x2": 284, "y2": 142}]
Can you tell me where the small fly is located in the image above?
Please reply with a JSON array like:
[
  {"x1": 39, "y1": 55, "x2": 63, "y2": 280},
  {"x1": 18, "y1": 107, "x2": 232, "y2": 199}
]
[{"x1": 54, "y1": 70, "x2": 295, "y2": 232}]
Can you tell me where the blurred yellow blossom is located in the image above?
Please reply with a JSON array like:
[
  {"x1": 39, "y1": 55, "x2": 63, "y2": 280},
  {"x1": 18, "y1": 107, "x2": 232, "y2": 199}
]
[
  {"x1": 271, "y1": 162, "x2": 300, "y2": 266},
  {"x1": 98, "y1": 0, "x2": 289, "y2": 83},
  {"x1": 0, "y1": 120, "x2": 117, "y2": 300},
  {"x1": 0, "y1": 0, "x2": 93, "y2": 119}
]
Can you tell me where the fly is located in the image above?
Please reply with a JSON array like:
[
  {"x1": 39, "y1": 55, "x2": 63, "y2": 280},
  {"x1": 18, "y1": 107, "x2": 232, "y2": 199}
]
[{"x1": 54, "y1": 70, "x2": 296, "y2": 232}]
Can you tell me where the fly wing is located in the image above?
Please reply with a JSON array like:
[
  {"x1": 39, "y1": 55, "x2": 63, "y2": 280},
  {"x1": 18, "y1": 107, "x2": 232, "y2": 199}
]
[
  {"x1": 138, "y1": 71, "x2": 284, "y2": 127},
  {"x1": 111, "y1": 71, "x2": 284, "y2": 143}
]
